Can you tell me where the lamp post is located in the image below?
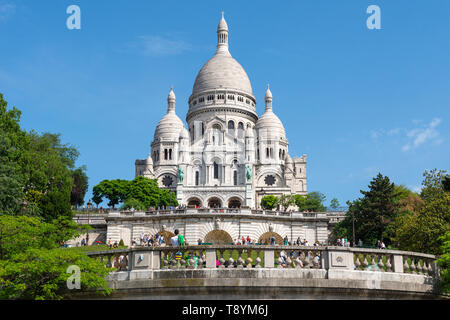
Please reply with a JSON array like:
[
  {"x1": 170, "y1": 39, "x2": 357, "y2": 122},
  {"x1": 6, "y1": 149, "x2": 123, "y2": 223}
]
[
  {"x1": 352, "y1": 209, "x2": 356, "y2": 247},
  {"x1": 87, "y1": 200, "x2": 93, "y2": 224}
]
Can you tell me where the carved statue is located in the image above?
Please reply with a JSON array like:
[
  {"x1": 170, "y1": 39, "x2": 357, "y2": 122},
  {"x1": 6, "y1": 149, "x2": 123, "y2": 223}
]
[
  {"x1": 177, "y1": 167, "x2": 184, "y2": 183},
  {"x1": 246, "y1": 165, "x2": 252, "y2": 182}
]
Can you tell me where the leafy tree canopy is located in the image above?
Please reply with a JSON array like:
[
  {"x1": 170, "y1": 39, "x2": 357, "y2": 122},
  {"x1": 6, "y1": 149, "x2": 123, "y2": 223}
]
[
  {"x1": 261, "y1": 195, "x2": 278, "y2": 210},
  {"x1": 93, "y1": 176, "x2": 178, "y2": 209}
]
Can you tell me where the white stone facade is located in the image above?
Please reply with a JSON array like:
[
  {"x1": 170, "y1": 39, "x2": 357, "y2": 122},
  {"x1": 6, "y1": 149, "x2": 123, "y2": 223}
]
[{"x1": 135, "y1": 14, "x2": 307, "y2": 209}]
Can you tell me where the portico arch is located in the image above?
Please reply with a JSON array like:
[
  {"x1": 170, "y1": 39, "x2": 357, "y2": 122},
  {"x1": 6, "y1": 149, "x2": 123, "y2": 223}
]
[
  {"x1": 207, "y1": 197, "x2": 222, "y2": 208},
  {"x1": 227, "y1": 197, "x2": 242, "y2": 208},
  {"x1": 203, "y1": 230, "x2": 233, "y2": 244},
  {"x1": 258, "y1": 232, "x2": 283, "y2": 245},
  {"x1": 187, "y1": 197, "x2": 202, "y2": 207}
]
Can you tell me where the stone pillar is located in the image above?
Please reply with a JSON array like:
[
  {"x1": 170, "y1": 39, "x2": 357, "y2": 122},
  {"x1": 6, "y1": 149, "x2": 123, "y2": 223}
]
[
  {"x1": 326, "y1": 248, "x2": 354, "y2": 270},
  {"x1": 176, "y1": 182, "x2": 183, "y2": 204},
  {"x1": 264, "y1": 250, "x2": 274, "y2": 268},
  {"x1": 245, "y1": 182, "x2": 254, "y2": 208},
  {"x1": 206, "y1": 248, "x2": 217, "y2": 268},
  {"x1": 392, "y1": 254, "x2": 404, "y2": 273}
]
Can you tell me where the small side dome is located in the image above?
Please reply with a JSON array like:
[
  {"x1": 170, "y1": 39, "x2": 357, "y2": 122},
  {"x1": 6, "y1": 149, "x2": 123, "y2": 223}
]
[
  {"x1": 154, "y1": 87, "x2": 186, "y2": 141},
  {"x1": 256, "y1": 85, "x2": 286, "y2": 138}
]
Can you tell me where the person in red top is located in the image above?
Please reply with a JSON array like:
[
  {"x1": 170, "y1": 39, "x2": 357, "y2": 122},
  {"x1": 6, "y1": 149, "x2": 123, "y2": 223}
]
[{"x1": 246, "y1": 236, "x2": 251, "y2": 244}]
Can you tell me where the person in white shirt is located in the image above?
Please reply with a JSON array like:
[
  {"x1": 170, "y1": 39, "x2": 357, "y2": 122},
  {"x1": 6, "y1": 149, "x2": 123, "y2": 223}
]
[{"x1": 171, "y1": 229, "x2": 180, "y2": 246}]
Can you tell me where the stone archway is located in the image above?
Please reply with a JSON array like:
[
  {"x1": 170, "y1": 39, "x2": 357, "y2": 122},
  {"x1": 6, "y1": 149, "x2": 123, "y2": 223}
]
[
  {"x1": 207, "y1": 197, "x2": 222, "y2": 208},
  {"x1": 227, "y1": 197, "x2": 242, "y2": 208},
  {"x1": 158, "y1": 231, "x2": 175, "y2": 245},
  {"x1": 187, "y1": 197, "x2": 202, "y2": 207},
  {"x1": 203, "y1": 230, "x2": 233, "y2": 245},
  {"x1": 258, "y1": 232, "x2": 284, "y2": 245}
]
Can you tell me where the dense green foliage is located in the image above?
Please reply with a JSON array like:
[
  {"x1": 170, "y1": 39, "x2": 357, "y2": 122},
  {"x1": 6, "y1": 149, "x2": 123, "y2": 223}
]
[
  {"x1": 93, "y1": 176, "x2": 178, "y2": 209},
  {"x1": 0, "y1": 94, "x2": 111, "y2": 299},
  {"x1": 293, "y1": 192, "x2": 326, "y2": 212},
  {"x1": 333, "y1": 174, "x2": 400, "y2": 247},
  {"x1": 334, "y1": 170, "x2": 449, "y2": 254},
  {"x1": 0, "y1": 215, "x2": 111, "y2": 299},
  {"x1": 437, "y1": 231, "x2": 450, "y2": 293},
  {"x1": 71, "y1": 166, "x2": 89, "y2": 207},
  {"x1": 330, "y1": 198, "x2": 340, "y2": 210},
  {"x1": 278, "y1": 194, "x2": 294, "y2": 211},
  {"x1": 391, "y1": 169, "x2": 449, "y2": 255},
  {"x1": 261, "y1": 195, "x2": 279, "y2": 210},
  {"x1": 0, "y1": 93, "x2": 88, "y2": 220}
]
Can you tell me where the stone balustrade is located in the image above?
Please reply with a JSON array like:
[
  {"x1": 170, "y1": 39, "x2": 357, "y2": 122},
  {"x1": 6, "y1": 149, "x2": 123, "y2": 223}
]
[
  {"x1": 86, "y1": 245, "x2": 438, "y2": 276},
  {"x1": 81, "y1": 245, "x2": 446, "y2": 299},
  {"x1": 105, "y1": 208, "x2": 332, "y2": 219}
]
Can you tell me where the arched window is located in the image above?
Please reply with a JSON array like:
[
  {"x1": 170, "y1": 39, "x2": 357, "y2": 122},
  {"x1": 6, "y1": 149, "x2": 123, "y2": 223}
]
[
  {"x1": 195, "y1": 171, "x2": 199, "y2": 186},
  {"x1": 169, "y1": 149, "x2": 172, "y2": 160},
  {"x1": 228, "y1": 121, "x2": 235, "y2": 137},
  {"x1": 257, "y1": 149, "x2": 260, "y2": 160},
  {"x1": 213, "y1": 162, "x2": 219, "y2": 179},
  {"x1": 237, "y1": 122, "x2": 244, "y2": 139},
  {"x1": 201, "y1": 122, "x2": 204, "y2": 136},
  {"x1": 266, "y1": 148, "x2": 269, "y2": 158},
  {"x1": 233, "y1": 170, "x2": 238, "y2": 186},
  {"x1": 164, "y1": 149, "x2": 168, "y2": 160}
]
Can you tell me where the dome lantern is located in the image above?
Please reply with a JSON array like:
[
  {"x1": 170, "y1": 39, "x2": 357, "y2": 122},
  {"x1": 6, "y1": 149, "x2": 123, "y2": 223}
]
[{"x1": 216, "y1": 11, "x2": 229, "y2": 55}]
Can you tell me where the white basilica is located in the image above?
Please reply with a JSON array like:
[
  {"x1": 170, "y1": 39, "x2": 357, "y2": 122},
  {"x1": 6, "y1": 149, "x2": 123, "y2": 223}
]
[{"x1": 135, "y1": 13, "x2": 307, "y2": 209}]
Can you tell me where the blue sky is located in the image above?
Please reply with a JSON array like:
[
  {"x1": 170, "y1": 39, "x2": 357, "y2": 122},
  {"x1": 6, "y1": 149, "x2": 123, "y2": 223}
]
[{"x1": 1, "y1": 0, "x2": 449, "y2": 206}]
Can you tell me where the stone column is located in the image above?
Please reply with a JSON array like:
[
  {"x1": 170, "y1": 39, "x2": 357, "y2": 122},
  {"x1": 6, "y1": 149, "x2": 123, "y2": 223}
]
[
  {"x1": 392, "y1": 254, "x2": 404, "y2": 273},
  {"x1": 206, "y1": 249, "x2": 217, "y2": 268},
  {"x1": 264, "y1": 250, "x2": 274, "y2": 268}
]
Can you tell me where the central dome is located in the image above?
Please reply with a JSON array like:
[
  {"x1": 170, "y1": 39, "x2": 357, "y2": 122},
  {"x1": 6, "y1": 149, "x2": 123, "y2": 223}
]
[
  {"x1": 191, "y1": 13, "x2": 253, "y2": 97},
  {"x1": 192, "y1": 54, "x2": 253, "y2": 96}
]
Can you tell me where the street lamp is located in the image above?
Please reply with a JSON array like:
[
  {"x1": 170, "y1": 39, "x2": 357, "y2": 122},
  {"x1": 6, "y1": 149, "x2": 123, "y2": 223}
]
[
  {"x1": 352, "y1": 209, "x2": 356, "y2": 247},
  {"x1": 87, "y1": 199, "x2": 94, "y2": 225}
]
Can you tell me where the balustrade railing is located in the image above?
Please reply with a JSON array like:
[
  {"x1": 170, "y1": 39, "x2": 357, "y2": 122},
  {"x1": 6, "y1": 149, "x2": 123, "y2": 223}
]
[
  {"x1": 86, "y1": 246, "x2": 438, "y2": 278},
  {"x1": 103, "y1": 208, "x2": 343, "y2": 218}
]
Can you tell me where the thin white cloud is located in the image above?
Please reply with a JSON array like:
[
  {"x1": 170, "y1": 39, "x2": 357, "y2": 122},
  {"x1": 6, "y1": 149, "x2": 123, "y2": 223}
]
[
  {"x1": 138, "y1": 35, "x2": 192, "y2": 56},
  {"x1": 402, "y1": 118, "x2": 442, "y2": 152},
  {"x1": 0, "y1": 2, "x2": 15, "y2": 22}
]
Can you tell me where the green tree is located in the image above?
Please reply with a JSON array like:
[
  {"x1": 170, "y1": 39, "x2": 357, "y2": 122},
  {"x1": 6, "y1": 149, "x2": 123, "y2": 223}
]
[
  {"x1": 392, "y1": 169, "x2": 449, "y2": 255},
  {"x1": 121, "y1": 198, "x2": 146, "y2": 211},
  {"x1": 0, "y1": 131, "x2": 23, "y2": 214},
  {"x1": 293, "y1": 194, "x2": 307, "y2": 211},
  {"x1": 305, "y1": 192, "x2": 327, "y2": 212},
  {"x1": 278, "y1": 194, "x2": 294, "y2": 211},
  {"x1": 0, "y1": 215, "x2": 111, "y2": 299},
  {"x1": 330, "y1": 198, "x2": 340, "y2": 210},
  {"x1": 437, "y1": 231, "x2": 450, "y2": 293},
  {"x1": 92, "y1": 179, "x2": 129, "y2": 208},
  {"x1": 126, "y1": 176, "x2": 160, "y2": 208},
  {"x1": 333, "y1": 173, "x2": 400, "y2": 247},
  {"x1": 261, "y1": 195, "x2": 278, "y2": 210},
  {"x1": 71, "y1": 166, "x2": 89, "y2": 207}
]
